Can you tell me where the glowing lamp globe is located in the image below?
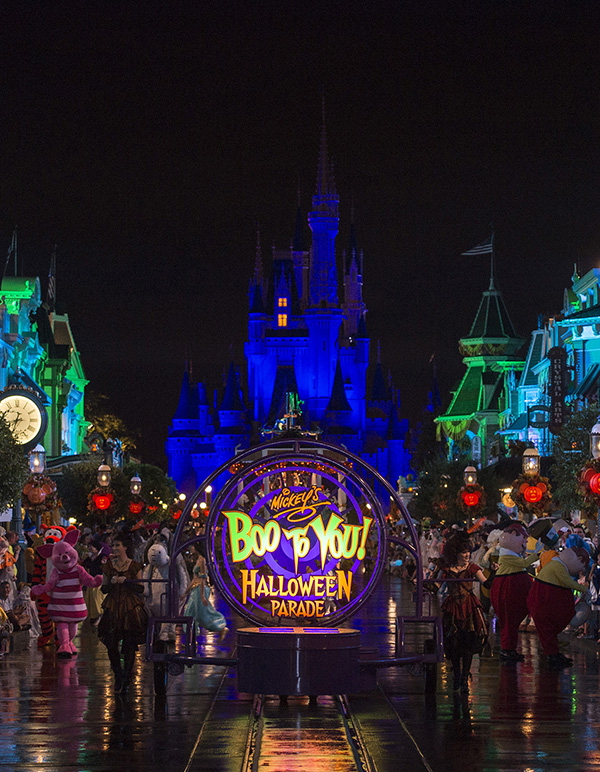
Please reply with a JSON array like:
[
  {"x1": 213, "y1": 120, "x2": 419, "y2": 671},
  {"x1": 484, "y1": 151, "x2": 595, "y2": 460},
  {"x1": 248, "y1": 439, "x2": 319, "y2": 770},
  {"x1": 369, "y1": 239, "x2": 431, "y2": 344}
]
[
  {"x1": 97, "y1": 464, "x2": 111, "y2": 487},
  {"x1": 463, "y1": 466, "x2": 477, "y2": 486},
  {"x1": 28, "y1": 444, "x2": 46, "y2": 474},
  {"x1": 590, "y1": 473, "x2": 600, "y2": 495},
  {"x1": 130, "y1": 475, "x2": 142, "y2": 496},
  {"x1": 522, "y1": 447, "x2": 540, "y2": 477},
  {"x1": 590, "y1": 420, "x2": 600, "y2": 460}
]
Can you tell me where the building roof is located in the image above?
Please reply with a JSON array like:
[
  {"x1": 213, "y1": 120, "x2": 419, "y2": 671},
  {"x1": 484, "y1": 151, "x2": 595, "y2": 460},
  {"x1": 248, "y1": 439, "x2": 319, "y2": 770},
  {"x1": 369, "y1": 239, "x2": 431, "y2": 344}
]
[
  {"x1": 440, "y1": 366, "x2": 483, "y2": 419},
  {"x1": 467, "y1": 288, "x2": 518, "y2": 339},
  {"x1": 520, "y1": 330, "x2": 545, "y2": 388},
  {"x1": 568, "y1": 363, "x2": 600, "y2": 400},
  {"x1": 560, "y1": 303, "x2": 600, "y2": 324}
]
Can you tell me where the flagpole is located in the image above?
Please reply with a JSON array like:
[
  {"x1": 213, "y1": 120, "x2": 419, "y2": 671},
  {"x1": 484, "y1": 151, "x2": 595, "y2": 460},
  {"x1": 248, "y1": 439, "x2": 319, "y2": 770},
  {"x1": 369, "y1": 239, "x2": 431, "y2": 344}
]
[
  {"x1": 490, "y1": 226, "x2": 495, "y2": 290},
  {"x1": 13, "y1": 227, "x2": 17, "y2": 276}
]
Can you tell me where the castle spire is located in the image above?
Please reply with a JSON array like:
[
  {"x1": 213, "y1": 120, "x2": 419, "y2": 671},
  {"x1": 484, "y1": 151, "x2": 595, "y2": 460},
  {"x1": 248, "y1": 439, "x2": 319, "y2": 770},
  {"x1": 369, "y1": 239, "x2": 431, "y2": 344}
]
[
  {"x1": 254, "y1": 224, "x2": 263, "y2": 282},
  {"x1": 308, "y1": 98, "x2": 340, "y2": 307},
  {"x1": 315, "y1": 96, "x2": 336, "y2": 202}
]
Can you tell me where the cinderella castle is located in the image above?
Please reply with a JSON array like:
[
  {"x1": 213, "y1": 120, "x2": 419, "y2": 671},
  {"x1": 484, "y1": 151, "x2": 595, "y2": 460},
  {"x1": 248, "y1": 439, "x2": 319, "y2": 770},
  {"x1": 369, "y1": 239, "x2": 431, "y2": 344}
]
[{"x1": 166, "y1": 120, "x2": 412, "y2": 495}]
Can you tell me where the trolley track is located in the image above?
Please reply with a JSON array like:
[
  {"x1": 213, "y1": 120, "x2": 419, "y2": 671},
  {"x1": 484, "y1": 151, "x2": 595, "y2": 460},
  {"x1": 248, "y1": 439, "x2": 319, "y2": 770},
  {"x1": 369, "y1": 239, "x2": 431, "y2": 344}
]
[{"x1": 184, "y1": 674, "x2": 433, "y2": 772}]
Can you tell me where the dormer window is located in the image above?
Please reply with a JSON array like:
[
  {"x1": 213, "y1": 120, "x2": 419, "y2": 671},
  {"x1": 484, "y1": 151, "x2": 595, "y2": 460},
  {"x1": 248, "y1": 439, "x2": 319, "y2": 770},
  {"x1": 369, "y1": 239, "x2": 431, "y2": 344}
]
[{"x1": 278, "y1": 298, "x2": 288, "y2": 307}]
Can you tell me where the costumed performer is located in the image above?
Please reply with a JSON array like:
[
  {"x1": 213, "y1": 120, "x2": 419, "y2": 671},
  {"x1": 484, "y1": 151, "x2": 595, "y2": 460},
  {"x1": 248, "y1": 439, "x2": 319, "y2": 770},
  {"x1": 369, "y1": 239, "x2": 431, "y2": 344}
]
[
  {"x1": 527, "y1": 546, "x2": 589, "y2": 668},
  {"x1": 182, "y1": 543, "x2": 227, "y2": 642},
  {"x1": 490, "y1": 521, "x2": 541, "y2": 662},
  {"x1": 97, "y1": 533, "x2": 149, "y2": 694},
  {"x1": 31, "y1": 529, "x2": 103, "y2": 657},
  {"x1": 437, "y1": 532, "x2": 488, "y2": 692}
]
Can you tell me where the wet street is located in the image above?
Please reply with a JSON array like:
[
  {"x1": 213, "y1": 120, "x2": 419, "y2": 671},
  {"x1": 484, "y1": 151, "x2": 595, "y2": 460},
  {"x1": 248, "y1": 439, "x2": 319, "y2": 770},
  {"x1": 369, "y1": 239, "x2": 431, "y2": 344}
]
[{"x1": 1, "y1": 575, "x2": 600, "y2": 772}]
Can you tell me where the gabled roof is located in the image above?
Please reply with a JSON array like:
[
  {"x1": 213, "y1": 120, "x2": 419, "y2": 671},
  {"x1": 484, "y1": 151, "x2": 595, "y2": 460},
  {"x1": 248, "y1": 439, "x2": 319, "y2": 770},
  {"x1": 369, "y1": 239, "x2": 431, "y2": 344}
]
[
  {"x1": 568, "y1": 363, "x2": 600, "y2": 400},
  {"x1": 520, "y1": 330, "x2": 545, "y2": 388},
  {"x1": 439, "y1": 366, "x2": 483, "y2": 419}
]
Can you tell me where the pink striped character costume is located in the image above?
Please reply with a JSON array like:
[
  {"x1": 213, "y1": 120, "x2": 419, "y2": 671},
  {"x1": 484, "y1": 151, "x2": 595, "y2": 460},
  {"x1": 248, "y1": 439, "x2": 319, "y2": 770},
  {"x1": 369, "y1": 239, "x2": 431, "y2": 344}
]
[{"x1": 32, "y1": 529, "x2": 102, "y2": 658}]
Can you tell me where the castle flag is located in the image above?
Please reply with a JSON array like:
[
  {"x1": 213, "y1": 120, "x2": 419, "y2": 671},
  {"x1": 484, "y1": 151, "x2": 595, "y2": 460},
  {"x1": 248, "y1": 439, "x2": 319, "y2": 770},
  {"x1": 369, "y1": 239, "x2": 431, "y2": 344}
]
[{"x1": 461, "y1": 237, "x2": 493, "y2": 256}]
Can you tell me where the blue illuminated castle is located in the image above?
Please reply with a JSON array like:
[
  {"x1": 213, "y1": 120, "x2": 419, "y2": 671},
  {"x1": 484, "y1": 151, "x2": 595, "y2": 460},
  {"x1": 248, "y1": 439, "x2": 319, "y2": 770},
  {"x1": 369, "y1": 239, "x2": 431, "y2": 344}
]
[{"x1": 166, "y1": 121, "x2": 412, "y2": 495}]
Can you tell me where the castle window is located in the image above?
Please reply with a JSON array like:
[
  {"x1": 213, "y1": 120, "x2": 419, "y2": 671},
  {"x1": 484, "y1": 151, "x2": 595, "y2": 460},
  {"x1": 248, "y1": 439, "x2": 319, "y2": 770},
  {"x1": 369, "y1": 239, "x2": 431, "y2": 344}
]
[
  {"x1": 277, "y1": 314, "x2": 288, "y2": 327},
  {"x1": 278, "y1": 297, "x2": 288, "y2": 307}
]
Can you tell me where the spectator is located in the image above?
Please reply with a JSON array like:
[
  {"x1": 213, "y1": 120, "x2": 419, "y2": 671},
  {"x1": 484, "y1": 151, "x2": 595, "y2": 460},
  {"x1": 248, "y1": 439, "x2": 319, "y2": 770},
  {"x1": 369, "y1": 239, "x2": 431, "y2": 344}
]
[{"x1": 0, "y1": 580, "x2": 31, "y2": 631}]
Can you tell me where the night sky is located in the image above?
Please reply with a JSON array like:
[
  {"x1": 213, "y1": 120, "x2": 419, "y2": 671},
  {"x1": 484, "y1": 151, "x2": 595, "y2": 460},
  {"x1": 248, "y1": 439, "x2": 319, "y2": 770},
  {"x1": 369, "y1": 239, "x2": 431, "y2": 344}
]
[{"x1": 2, "y1": 2, "x2": 600, "y2": 468}]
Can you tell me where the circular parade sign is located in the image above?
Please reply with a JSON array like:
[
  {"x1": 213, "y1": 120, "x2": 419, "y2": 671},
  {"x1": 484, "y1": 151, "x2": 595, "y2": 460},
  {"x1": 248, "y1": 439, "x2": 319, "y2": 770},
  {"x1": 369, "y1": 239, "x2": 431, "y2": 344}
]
[{"x1": 204, "y1": 451, "x2": 388, "y2": 627}]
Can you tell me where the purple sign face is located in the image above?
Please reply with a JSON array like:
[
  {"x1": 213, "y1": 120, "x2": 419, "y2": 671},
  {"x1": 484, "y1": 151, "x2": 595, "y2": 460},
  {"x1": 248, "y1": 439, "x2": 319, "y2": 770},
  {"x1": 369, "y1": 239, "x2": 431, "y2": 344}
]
[{"x1": 206, "y1": 454, "x2": 386, "y2": 626}]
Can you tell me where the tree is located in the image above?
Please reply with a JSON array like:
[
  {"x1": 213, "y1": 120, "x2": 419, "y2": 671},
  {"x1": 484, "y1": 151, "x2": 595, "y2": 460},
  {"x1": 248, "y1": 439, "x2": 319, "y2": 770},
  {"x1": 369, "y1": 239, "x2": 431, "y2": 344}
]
[
  {"x1": 58, "y1": 460, "x2": 178, "y2": 526},
  {"x1": 409, "y1": 456, "x2": 501, "y2": 524},
  {"x1": 410, "y1": 410, "x2": 446, "y2": 471},
  {"x1": 0, "y1": 414, "x2": 28, "y2": 511},
  {"x1": 550, "y1": 403, "x2": 599, "y2": 516},
  {"x1": 85, "y1": 391, "x2": 139, "y2": 454}
]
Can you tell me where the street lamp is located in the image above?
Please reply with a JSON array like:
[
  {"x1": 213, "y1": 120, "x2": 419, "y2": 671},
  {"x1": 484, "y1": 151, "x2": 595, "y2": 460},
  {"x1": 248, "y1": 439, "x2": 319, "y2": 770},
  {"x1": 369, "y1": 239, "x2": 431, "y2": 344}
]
[
  {"x1": 28, "y1": 444, "x2": 46, "y2": 475},
  {"x1": 590, "y1": 419, "x2": 600, "y2": 460},
  {"x1": 130, "y1": 475, "x2": 142, "y2": 496},
  {"x1": 97, "y1": 464, "x2": 111, "y2": 487},
  {"x1": 522, "y1": 447, "x2": 540, "y2": 477},
  {"x1": 463, "y1": 466, "x2": 477, "y2": 486}
]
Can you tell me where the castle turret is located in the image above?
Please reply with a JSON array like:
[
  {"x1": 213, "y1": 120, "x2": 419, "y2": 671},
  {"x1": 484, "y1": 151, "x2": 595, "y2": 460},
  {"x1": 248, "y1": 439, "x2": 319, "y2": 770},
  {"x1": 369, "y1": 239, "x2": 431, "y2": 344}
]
[
  {"x1": 165, "y1": 369, "x2": 201, "y2": 495},
  {"x1": 342, "y1": 215, "x2": 366, "y2": 337}
]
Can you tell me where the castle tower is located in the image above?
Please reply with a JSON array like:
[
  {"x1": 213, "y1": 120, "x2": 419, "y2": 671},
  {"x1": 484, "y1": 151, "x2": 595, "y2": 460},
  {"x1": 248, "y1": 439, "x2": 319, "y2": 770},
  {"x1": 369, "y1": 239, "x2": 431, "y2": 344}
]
[
  {"x1": 342, "y1": 215, "x2": 366, "y2": 338},
  {"x1": 165, "y1": 369, "x2": 201, "y2": 495},
  {"x1": 305, "y1": 105, "x2": 344, "y2": 419}
]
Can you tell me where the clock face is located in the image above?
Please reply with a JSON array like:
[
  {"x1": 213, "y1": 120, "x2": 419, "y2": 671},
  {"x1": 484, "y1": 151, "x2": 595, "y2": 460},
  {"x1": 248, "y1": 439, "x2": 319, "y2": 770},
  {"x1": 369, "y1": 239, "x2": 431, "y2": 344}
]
[{"x1": 0, "y1": 391, "x2": 47, "y2": 447}]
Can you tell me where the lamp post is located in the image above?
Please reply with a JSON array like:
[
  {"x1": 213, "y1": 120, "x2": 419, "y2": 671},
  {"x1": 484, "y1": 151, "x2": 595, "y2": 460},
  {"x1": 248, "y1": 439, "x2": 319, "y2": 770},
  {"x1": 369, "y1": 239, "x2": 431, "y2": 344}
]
[
  {"x1": 28, "y1": 444, "x2": 46, "y2": 475},
  {"x1": 522, "y1": 447, "x2": 540, "y2": 477},
  {"x1": 463, "y1": 466, "x2": 477, "y2": 486},
  {"x1": 97, "y1": 464, "x2": 111, "y2": 487},
  {"x1": 591, "y1": 419, "x2": 600, "y2": 538}
]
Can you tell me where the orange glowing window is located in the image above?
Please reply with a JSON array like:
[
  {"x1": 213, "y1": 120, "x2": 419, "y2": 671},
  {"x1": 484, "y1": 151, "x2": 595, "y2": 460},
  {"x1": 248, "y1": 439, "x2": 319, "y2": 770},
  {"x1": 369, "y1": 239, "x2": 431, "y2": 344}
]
[
  {"x1": 277, "y1": 314, "x2": 288, "y2": 327},
  {"x1": 278, "y1": 297, "x2": 288, "y2": 307}
]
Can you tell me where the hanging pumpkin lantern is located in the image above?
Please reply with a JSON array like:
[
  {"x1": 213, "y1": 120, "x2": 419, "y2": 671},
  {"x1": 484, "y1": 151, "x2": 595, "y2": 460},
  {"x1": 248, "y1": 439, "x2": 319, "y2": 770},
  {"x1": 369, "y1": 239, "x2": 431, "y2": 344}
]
[
  {"x1": 93, "y1": 493, "x2": 112, "y2": 511},
  {"x1": 523, "y1": 485, "x2": 542, "y2": 503},
  {"x1": 589, "y1": 473, "x2": 600, "y2": 495},
  {"x1": 462, "y1": 490, "x2": 481, "y2": 507},
  {"x1": 129, "y1": 501, "x2": 144, "y2": 515}
]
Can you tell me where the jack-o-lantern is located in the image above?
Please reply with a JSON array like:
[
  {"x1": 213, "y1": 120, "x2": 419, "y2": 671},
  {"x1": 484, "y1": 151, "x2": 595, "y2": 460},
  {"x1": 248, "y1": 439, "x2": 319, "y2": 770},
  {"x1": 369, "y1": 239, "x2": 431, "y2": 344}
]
[
  {"x1": 523, "y1": 485, "x2": 542, "y2": 503},
  {"x1": 129, "y1": 501, "x2": 144, "y2": 515},
  {"x1": 589, "y1": 473, "x2": 600, "y2": 495},
  {"x1": 93, "y1": 493, "x2": 112, "y2": 511},
  {"x1": 25, "y1": 485, "x2": 47, "y2": 504},
  {"x1": 462, "y1": 490, "x2": 481, "y2": 507}
]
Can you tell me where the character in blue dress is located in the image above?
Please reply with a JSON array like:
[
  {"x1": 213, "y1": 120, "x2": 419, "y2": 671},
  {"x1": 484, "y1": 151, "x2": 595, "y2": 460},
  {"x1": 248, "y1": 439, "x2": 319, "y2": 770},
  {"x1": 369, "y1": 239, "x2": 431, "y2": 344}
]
[{"x1": 182, "y1": 545, "x2": 228, "y2": 641}]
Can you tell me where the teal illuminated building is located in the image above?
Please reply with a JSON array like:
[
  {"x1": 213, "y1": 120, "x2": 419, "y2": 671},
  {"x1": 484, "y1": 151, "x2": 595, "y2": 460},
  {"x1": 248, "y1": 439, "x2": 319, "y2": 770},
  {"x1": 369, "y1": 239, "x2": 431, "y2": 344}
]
[{"x1": 166, "y1": 122, "x2": 412, "y2": 495}]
